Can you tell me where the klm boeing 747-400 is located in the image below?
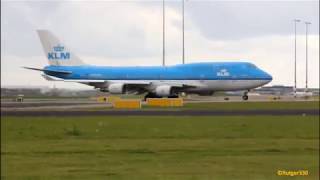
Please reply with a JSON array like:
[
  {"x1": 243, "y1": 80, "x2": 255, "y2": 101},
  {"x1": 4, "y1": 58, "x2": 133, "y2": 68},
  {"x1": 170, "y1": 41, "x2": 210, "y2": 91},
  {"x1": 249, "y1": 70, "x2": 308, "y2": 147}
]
[{"x1": 24, "y1": 30, "x2": 272, "y2": 100}]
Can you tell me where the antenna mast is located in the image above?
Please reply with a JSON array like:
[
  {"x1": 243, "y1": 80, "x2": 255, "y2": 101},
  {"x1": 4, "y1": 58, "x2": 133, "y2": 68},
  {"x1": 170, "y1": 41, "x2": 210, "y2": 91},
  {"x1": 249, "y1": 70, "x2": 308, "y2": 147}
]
[{"x1": 162, "y1": 0, "x2": 165, "y2": 66}]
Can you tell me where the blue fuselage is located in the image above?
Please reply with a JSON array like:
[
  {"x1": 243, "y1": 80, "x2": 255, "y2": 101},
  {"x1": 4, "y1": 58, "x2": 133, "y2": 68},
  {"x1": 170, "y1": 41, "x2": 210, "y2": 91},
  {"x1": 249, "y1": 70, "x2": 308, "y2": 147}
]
[{"x1": 44, "y1": 62, "x2": 272, "y2": 81}]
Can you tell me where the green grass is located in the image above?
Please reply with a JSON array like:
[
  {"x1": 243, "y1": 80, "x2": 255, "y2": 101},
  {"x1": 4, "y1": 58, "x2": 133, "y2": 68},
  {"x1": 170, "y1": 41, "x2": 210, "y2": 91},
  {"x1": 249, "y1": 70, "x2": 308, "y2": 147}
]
[
  {"x1": 181, "y1": 101, "x2": 319, "y2": 110},
  {"x1": 1, "y1": 115, "x2": 319, "y2": 179}
]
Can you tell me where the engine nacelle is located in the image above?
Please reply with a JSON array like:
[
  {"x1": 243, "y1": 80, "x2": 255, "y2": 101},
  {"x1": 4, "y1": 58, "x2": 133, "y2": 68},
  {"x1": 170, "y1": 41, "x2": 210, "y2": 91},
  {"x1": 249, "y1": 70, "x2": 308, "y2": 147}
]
[
  {"x1": 108, "y1": 83, "x2": 125, "y2": 94},
  {"x1": 155, "y1": 85, "x2": 172, "y2": 96}
]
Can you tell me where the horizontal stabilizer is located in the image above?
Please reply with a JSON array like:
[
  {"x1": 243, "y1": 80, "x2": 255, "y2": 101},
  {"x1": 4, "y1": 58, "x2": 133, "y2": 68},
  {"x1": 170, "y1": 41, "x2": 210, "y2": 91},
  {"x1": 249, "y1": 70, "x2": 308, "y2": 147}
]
[{"x1": 23, "y1": 67, "x2": 72, "y2": 74}]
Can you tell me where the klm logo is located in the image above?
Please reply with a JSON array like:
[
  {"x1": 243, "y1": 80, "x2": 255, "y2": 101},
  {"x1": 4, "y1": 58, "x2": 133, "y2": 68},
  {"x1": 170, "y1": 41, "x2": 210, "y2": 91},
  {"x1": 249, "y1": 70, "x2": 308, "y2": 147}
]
[
  {"x1": 48, "y1": 45, "x2": 70, "y2": 60},
  {"x1": 217, "y1": 69, "x2": 230, "y2": 77}
]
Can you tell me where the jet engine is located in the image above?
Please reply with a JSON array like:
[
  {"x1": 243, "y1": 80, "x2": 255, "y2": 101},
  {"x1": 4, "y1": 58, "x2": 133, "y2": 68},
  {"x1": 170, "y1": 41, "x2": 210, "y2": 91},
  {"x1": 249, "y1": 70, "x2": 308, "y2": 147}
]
[
  {"x1": 108, "y1": 83, "x2": 126, "y2": 94},
  {"x1": 155, "y1": 85, "x2": 172, "y2": 96}
]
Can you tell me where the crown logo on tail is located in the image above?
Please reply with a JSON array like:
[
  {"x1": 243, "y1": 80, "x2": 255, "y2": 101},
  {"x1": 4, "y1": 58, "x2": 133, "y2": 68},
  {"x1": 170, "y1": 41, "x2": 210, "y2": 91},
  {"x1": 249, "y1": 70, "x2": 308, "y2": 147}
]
[
  {"x1": 53, "y1": 44, "x2": 64, "y2": 52},
  {"x1": 48, "y1": 44, "x2": 70, "y2": 60}
]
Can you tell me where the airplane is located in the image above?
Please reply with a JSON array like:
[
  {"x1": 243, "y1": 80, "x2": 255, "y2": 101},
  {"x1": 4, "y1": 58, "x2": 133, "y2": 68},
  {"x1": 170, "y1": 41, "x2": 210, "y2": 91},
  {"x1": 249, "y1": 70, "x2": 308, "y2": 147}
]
[{"x1": 24, "y1": 30, "x2": 272, "y2": 100}]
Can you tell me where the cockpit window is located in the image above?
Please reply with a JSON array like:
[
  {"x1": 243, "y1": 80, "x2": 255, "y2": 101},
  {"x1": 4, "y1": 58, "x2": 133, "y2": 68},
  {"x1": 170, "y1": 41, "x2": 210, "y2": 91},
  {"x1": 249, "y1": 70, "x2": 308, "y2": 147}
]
[{"x1": 247, "y1": 64, "x2": 257, "y2": 69}]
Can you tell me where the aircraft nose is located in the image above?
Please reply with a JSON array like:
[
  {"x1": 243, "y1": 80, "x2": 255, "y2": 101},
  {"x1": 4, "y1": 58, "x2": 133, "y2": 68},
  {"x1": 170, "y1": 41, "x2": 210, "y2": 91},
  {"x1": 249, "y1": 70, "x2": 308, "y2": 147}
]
[
  {"x1": 265, "y1": 71, "x2": 272, "y2": 82},
  {"x1": 257, "y1": 69, "x2": 272, "y2": 86},
  {"x1": 261, "y1": 70, "x2": 272, "y2": 85}
]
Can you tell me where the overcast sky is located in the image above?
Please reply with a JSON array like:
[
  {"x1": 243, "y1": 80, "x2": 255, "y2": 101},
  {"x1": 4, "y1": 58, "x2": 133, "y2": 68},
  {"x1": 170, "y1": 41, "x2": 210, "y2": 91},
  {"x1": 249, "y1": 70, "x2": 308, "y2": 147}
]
[{"x1": 1, "y1": 0, "x2": 319, "y2": 89}]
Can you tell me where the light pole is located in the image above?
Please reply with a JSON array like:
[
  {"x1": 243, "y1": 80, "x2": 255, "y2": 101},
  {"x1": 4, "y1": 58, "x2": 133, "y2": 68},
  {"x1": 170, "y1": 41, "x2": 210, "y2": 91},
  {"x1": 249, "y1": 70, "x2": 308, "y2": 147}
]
[
  {"x1": 162, "y1": 0, "x2": 165, "y2": 66},
  {"x1": 293, "y1": 19, "x2": 300, "y2": 96},
  {"x1": 182, "y1": 0, "x2": 185, "y2": 64},
  {"x1": 305, "y1": 21, "x2": 311, "y2": 92}
]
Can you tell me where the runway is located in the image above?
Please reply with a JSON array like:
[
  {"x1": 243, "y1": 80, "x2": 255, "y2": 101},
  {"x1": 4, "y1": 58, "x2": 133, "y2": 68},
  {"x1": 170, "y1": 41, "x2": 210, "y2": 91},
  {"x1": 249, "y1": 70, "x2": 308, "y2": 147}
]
[
  {"x1": 1, "y1": 102, "x2": 99, "y2": 108},
  {"x1": 2, "y1": 98, "x2": 319, "y2": 116},
  {"x1": 2, "y1": 109, "x2": 318, "y2": 116}
]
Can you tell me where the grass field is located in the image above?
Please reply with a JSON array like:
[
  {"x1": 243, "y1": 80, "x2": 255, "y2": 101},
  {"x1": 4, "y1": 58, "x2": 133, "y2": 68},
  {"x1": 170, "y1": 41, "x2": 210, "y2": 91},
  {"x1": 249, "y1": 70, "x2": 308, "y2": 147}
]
[
  {"x1": 167, "y1": 101, "x2": 319, "y2": 110},
  {"x1": 1, "y1": 115, "x2": 319, "y2": 179}
]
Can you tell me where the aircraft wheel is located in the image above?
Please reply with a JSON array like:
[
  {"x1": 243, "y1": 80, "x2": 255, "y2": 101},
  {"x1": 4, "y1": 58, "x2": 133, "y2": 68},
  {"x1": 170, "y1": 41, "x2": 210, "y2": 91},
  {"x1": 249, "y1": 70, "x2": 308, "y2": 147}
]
[
  {"x1": 144, "y1": 93, "x2": 151, "y2": 101},
  {"x1": 144, "y1": 93, "x2": 161, "y2": 101},
  {"x1": 168, "y1": 95, "x2": 179, "y2": 98},
  {"x1": 242, "y1": 95, "x2": 248, "y2": 100}
]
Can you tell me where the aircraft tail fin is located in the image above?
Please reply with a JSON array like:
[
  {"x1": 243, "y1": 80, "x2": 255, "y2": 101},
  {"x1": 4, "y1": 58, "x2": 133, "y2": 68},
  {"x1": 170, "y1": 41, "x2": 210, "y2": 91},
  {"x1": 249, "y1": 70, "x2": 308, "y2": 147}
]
[{"x1": 37, "y1": 30, "x2": 85, "y2": 66}]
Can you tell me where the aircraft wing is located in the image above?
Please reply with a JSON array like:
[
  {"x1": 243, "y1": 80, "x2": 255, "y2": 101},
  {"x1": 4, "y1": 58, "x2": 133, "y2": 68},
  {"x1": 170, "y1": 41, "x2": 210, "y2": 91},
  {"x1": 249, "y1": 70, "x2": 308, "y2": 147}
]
[
  {"x1": 158, "y1": 81, "x2": 205, "y2": 88},
  {"x1": 105, "y1": 80, "x2": 205, "y2": 88},
  {"x1": 41, "y1": 74, "x2": 105, "y2": 83},
  {"x1": 41, "y1": 75, "x2": 150, "y2": 89},
  {"x1": 42, "y1": 75, "x2": 201, "y2": 87},
  {"x1": 41, "y1": 74, "x2": 204, "y2": 92}
]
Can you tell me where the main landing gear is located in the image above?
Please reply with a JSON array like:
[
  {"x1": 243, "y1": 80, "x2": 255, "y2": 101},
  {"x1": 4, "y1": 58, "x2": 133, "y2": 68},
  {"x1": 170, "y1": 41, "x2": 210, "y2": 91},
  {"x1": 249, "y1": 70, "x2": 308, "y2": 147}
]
[
  {"x1": 242, "y1": 91, "x2": 249, "y2": 101},
  {"x1": 144, "y1": 93, "x2": 179, "y2": 101},
  {"x1": 144, "y1": 93, "x2": 160, "y2": 101},
  {"x1": 168, "y1": 95, "x2": 179, "y2": 98}
]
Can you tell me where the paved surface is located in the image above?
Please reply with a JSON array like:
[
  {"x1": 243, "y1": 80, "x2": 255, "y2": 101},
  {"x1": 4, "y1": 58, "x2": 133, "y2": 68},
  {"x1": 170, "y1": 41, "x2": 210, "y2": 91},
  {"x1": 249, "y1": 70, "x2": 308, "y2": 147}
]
[
  {"x1": 2, "y1": 96, "x2": 316, "y2": 110},
  {"x1": 2, "y1": 109, "x2": 318, "y2": 117},
  {"x1": 2, "y1": 97, "x2": 318, "y2": 116},
  {"x1": 1, "y1": 102, "x2": 100, "y2": 108},
  {"x1": 187, "y1": 95, "x2": 317, "y2": 102},
  {"x1": 1, "y1": 101, "x2": 112, "y2": 111}
]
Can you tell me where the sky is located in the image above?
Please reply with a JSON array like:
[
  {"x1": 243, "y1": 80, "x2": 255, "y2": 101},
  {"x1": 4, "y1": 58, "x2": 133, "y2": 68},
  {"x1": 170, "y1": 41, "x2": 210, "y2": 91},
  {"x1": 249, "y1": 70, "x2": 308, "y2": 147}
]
[{"x1": 1, "y1": 0, "x2": 319, "y2": 89}]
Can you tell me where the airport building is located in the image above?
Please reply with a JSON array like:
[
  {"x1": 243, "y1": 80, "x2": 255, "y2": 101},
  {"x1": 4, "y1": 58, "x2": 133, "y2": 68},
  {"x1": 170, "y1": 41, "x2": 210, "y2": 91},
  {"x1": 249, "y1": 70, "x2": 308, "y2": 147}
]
[
  {"x1": 254, "y1": 85, "x2": 319, "y2": 96},
  {"x1": 254, "y1": 85, "x2": 294, "y2": 95}
]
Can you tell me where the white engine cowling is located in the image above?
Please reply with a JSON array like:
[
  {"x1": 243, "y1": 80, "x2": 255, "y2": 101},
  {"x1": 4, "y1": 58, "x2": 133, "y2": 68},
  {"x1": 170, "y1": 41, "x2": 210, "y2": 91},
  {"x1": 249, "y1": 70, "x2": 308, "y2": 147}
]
[
  {"x1": 108, "y1": 83, "x2": 125, "y2": 94},
  {"x1": 155, "y1": 85, "x2": 172, "y2": 96}
]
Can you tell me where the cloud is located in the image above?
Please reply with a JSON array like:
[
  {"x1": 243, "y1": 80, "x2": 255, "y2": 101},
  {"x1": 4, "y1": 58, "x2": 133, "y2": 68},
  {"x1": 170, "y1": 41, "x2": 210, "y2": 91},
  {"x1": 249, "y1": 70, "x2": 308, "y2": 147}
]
[
  {"x1": 183, "y1": 1, "x2": 319, "y2": 40},
  {"x1": 1, "y1": 1, "x2": 319, "y2": 89},
  {"x1": 2, "y1": 34, "x2": 318, "y2": 89}
]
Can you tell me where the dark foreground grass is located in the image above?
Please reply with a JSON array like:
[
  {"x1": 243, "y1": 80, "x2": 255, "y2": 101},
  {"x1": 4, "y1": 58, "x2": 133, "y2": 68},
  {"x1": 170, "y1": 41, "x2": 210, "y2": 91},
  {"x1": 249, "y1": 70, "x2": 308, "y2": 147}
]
[
  {"x1": 182, "y1": 101, "x2": 319, "y2": 110},
  {"x1": 1, "y1": 115, "x2": 319, "y2": 180}
]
